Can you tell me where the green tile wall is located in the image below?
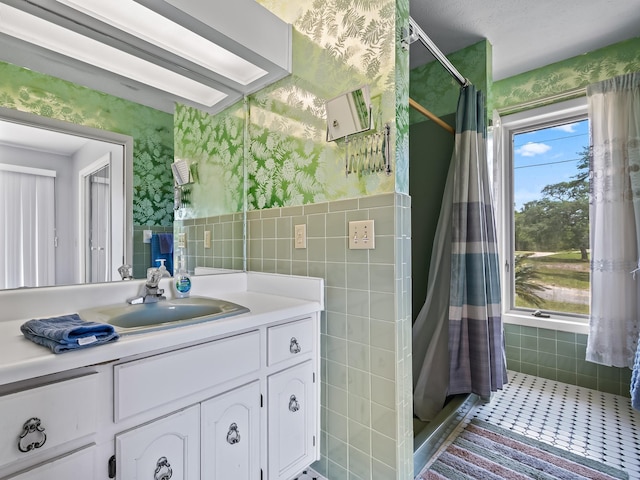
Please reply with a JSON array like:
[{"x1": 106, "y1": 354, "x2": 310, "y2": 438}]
[
  {"x1": 174, "y1": 213, "x2": 244, "y2": 273},
  {"x1": 132, "y1": 225, "x2": 174, "y2": 278},
  {"x1": 246, "y1": 192, "x2": 413, "y2": 480},
  {"x1": 504, "y1": 324, "x2": 632, "y2": 396}
]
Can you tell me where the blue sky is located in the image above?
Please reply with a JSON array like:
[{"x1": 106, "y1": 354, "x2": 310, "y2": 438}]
[{"x1": 513, "y1": 119, "x2": 589, "y2": 210}]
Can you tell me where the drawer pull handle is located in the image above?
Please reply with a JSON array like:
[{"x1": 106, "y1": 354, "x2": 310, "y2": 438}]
[
  {"x1": 18, "y1": 417, "x2": 47, "y2": 453},
  {"x1": 154, "y1": 456, "x2": 173, "y2": 480},
  {"x1": 290, "y1": 337, "x2": 301, "y2": 354},
  {"x1": 288, "y1": 394, "x2": 300, "y2": 412},
  {"x1": 226, "y1": 422, "x2": 241, "y2": 444}
]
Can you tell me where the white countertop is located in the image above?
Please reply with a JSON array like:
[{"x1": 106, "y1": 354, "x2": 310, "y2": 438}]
[{"x1": 0, "y1": 272, "x2": 324, "y2": 387}]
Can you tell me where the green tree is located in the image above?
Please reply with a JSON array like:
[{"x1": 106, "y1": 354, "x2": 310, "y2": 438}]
[
  {"x1": 514, "y1": 253, "x2": 545, "y2": 307},
  {"x1": 515, "y1": 147, "x2": 590, "y2": 260}
]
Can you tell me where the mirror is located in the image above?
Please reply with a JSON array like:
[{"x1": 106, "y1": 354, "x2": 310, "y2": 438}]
[
  {"x1": 0, "y1": 0, "x2": 291, "y2": 291},
  {"x1": 326, "y1": 85, "x2": 373, "y2": 142},
  {"x1": 0, "y1": 107, "x2": 133, "y2": 289}
]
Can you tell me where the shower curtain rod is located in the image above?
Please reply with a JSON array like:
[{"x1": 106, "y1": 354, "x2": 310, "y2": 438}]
[
  {"x1": 408, "y1": 16, "x2": 470, "y2": 88},
  {"x1": 406, "y1": 16, "x2": 465, "y2": 135},
  {"x1": 409, "y1": 97, "x2": 455, "y2": 134}
]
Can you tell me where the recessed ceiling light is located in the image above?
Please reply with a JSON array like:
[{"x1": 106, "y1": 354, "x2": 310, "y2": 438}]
[
  {"x1": 56, "y1": 0, "x2": 268, "y2": 86},
  {"x1": 0, "y1": 4, "x2": 227, "y2": 107}
]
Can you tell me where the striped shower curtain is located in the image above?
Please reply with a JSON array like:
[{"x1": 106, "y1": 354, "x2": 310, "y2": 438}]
[
  {"x1": 448, "y1": 86, "x2": 507, "y2": 397},
  {"x1": 413, "y1": 86, "x2": 507, "y2": 420}
]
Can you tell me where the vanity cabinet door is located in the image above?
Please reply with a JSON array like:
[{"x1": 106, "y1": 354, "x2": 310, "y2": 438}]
[
  {"x1": 115, "y1": 406, "x2": 200, "y2": 480},
  {"x1": 201, "y1": 382, "x2": 260, "y2": 480},
  {"x1": 267, "y1": 360, "x2": 316, "y2": 480}
]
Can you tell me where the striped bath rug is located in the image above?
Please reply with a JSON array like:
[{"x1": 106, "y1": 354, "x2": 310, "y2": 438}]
[{"x1": 419, "y1": 419, "x2": 628, "y2": 480}]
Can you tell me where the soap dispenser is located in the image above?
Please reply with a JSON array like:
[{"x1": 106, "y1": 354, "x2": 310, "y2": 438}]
[
  {"x1": 173, "y1": 252, "x2": 191, "y2": 298},
  {"x1": 155, "y1": 258, "x2": 169, "y2": 277}
]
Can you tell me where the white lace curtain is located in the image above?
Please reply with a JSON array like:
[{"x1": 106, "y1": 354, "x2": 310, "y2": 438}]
[
  {"x1": 0, "y1": 166, "x2": 56, "y2": 289},
  {"x1": 586, "y1": 72, "x2": 640, "y2": 368}
]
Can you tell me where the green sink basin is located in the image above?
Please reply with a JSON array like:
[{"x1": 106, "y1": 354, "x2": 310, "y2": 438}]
[{"x1": 79, "y1": 297, "x2": 249, "y2": 334}]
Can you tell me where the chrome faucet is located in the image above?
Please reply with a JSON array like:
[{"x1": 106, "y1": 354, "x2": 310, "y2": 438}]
[{"x1": 127, "y1": 266, "x2": 170, "y2": 304}]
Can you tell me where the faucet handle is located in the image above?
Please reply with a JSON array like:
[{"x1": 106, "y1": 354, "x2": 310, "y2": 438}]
[
  {"x1": 118, "y1": 264, "x2": 133, "y2": 280},
  {"x1": 146, "y1": 267, "x2": 162, "y2": 287}
]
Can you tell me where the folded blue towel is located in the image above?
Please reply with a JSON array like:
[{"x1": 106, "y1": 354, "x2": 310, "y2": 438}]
[
  {"x1": 631, "y1": 339, "x2": 640, "y2": 411},
  {"x1": 20, "y1": 314, "x2": 119, "y2": 354}
]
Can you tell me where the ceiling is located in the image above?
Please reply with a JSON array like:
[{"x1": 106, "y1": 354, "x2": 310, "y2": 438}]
[
  {"x1": 409, "y1": 0, "x2": 640, "y2": 80},
  {"x1": 0, "y1": 121, "x2": 90, "y2": 156},
  {"x1": 0, "y1": 0, "x2": 291, "y2": 115}
]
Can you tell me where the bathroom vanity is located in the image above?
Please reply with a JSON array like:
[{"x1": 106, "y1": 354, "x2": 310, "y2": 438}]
[{"x1": 0, "y1": 272, "x2": 323, "y2": 480}]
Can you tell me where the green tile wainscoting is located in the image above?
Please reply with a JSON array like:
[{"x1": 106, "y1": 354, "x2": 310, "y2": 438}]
[
  {"x1": 173, "y1": 213, "x2": 245, "y2": 274},
  {"x1": 504, "y1": 324, "x2": 632, "y2": 397},
  {"x1": 246, "y1": 192, "x2": 414, "y2": 480}
]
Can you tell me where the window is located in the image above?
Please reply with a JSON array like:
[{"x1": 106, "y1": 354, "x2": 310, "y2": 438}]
[{"x1": 496, "y1": 98, "x2": 590, "y2": 331}]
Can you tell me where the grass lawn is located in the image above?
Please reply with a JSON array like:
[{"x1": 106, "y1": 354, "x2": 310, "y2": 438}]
[
  {"x1": 517, "y1": 297, "x2": 589, "y2": 315},
  {"x1": 515, "y1": 250, "x2": 589, "y2": 315},
  {"x1": 518, "y1": 250, "x2": 589, "y2": 290}
]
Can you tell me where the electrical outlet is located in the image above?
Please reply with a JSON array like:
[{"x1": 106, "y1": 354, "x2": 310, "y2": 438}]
[
  {"x1": 295, "y1": 224, "x2": 307, "y2": 249},
  {"x1": 178, "y1": 232, "x2": 186, "y2": 248},
  {"x1": 348, "y1": 220, "x2": 375, "y2": 249},
  {"x1": 204, "y1": 230, "x2": 211, "y2": 249}
]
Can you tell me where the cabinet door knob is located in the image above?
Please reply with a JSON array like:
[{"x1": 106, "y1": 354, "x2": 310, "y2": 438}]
[
  {"x1": 289, "y1": 337, "x2": 301, "y2": 354},
  {"x1": 288, "y1": 394, "x2": 300, "y2": 412},
  {"x1": 154, "y1": 456, "x2": 173, "y2": 480},
  {"x1": 17, "y1": 417, "x2": 47, "y2": 453},
  {"x1": 226, "y1": 422, "x2": 241, "y2": 444}
]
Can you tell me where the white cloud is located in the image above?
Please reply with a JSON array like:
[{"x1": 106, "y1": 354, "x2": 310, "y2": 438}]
[
  {"x1": 516, "y1": 142, "x2": 551, "y2": 157},
  {"x1": 552, "y1": 123, "x2": 578, "y2": 133}
]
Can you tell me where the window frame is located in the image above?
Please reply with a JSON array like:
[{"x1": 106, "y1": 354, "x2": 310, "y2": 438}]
[{"x1": 496, "y1": 97, "x2": 590, "y2": 334}]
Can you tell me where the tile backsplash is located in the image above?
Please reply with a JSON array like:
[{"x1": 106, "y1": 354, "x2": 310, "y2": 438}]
[{"x1": 173, "y1": 213, "x2": 244, "y2": 274}]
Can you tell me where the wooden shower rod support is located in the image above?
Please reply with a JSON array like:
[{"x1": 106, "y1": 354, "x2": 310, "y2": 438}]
[{"x1": 409, "y1": 97, "x2": 455, "y2": 135}]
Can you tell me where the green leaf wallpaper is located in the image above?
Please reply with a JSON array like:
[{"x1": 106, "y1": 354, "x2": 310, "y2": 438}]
[
  {"x1": 395, "y1": 0, "x2": 410, "y2": 194},
  {"x1": 174, "y1": 102, "x2": 245, "y2": 217},
  {"x1": 246, "y1": 0, "x2": 399, "y2": 210},
  {"x1": 409, "y1": 40, "x2": 492, "y2": 125},
  {"x1": 493, "y1": 36, "x2": 640, "y2": 113},
  {"x1": 0, "y1": 61, "x2": 174, "y2": 227},
  {"x1": 169, "y1": 0, "x2": 413, "y2": 214}
]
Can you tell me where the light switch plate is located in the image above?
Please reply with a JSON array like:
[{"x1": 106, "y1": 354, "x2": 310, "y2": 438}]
[
  {"x1": 178, "y1": 232, "x2": 186, "y2": 248},
  {"x1": 349, "y1": 220, "x2": 375, "y2": 249},
  {"x1": 295, "y1": 224, "x2": 307, "y2": 249},
  {"x1": 143, "y1": 229, "x2": 153, "y2": 244},
  {"x1": 204, "y1": 230, "x2": 211, "y2": 249}
]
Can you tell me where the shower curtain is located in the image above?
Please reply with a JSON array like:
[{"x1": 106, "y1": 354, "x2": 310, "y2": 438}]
[{"x1": 413, "y1": 86, "x2": 507, "y2": 421}]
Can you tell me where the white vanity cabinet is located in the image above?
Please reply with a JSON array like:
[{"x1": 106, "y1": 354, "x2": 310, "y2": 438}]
[
  {"x1": 115, "y1": 406, "x2": 201, "y2": 480},
  {"x1": 0, "y1": 272, "x2": 323, "y2": 480},
  {"x1": 109, "y1": 313, "x2": 319, "y2": 480},
  {"x1": 5, "y1": 445, "x2": 96, "y2": 480},
  {"x1": 268, "y1": 361, "x2": 316, "y2": 480},
  {"x1": 201, "y1": 381, "x2": 261, "y2": 479},
  {"x1": 266, "y1": 317, "x2": 319, "y2": 480},
  {"x1": 0, "y1": 374, "x2": 99, "y2": 480}
]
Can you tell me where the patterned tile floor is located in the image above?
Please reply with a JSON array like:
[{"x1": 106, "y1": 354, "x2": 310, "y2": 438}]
[{"x1": 455, "y1": 371, "x2": 640, "y2": 479}]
